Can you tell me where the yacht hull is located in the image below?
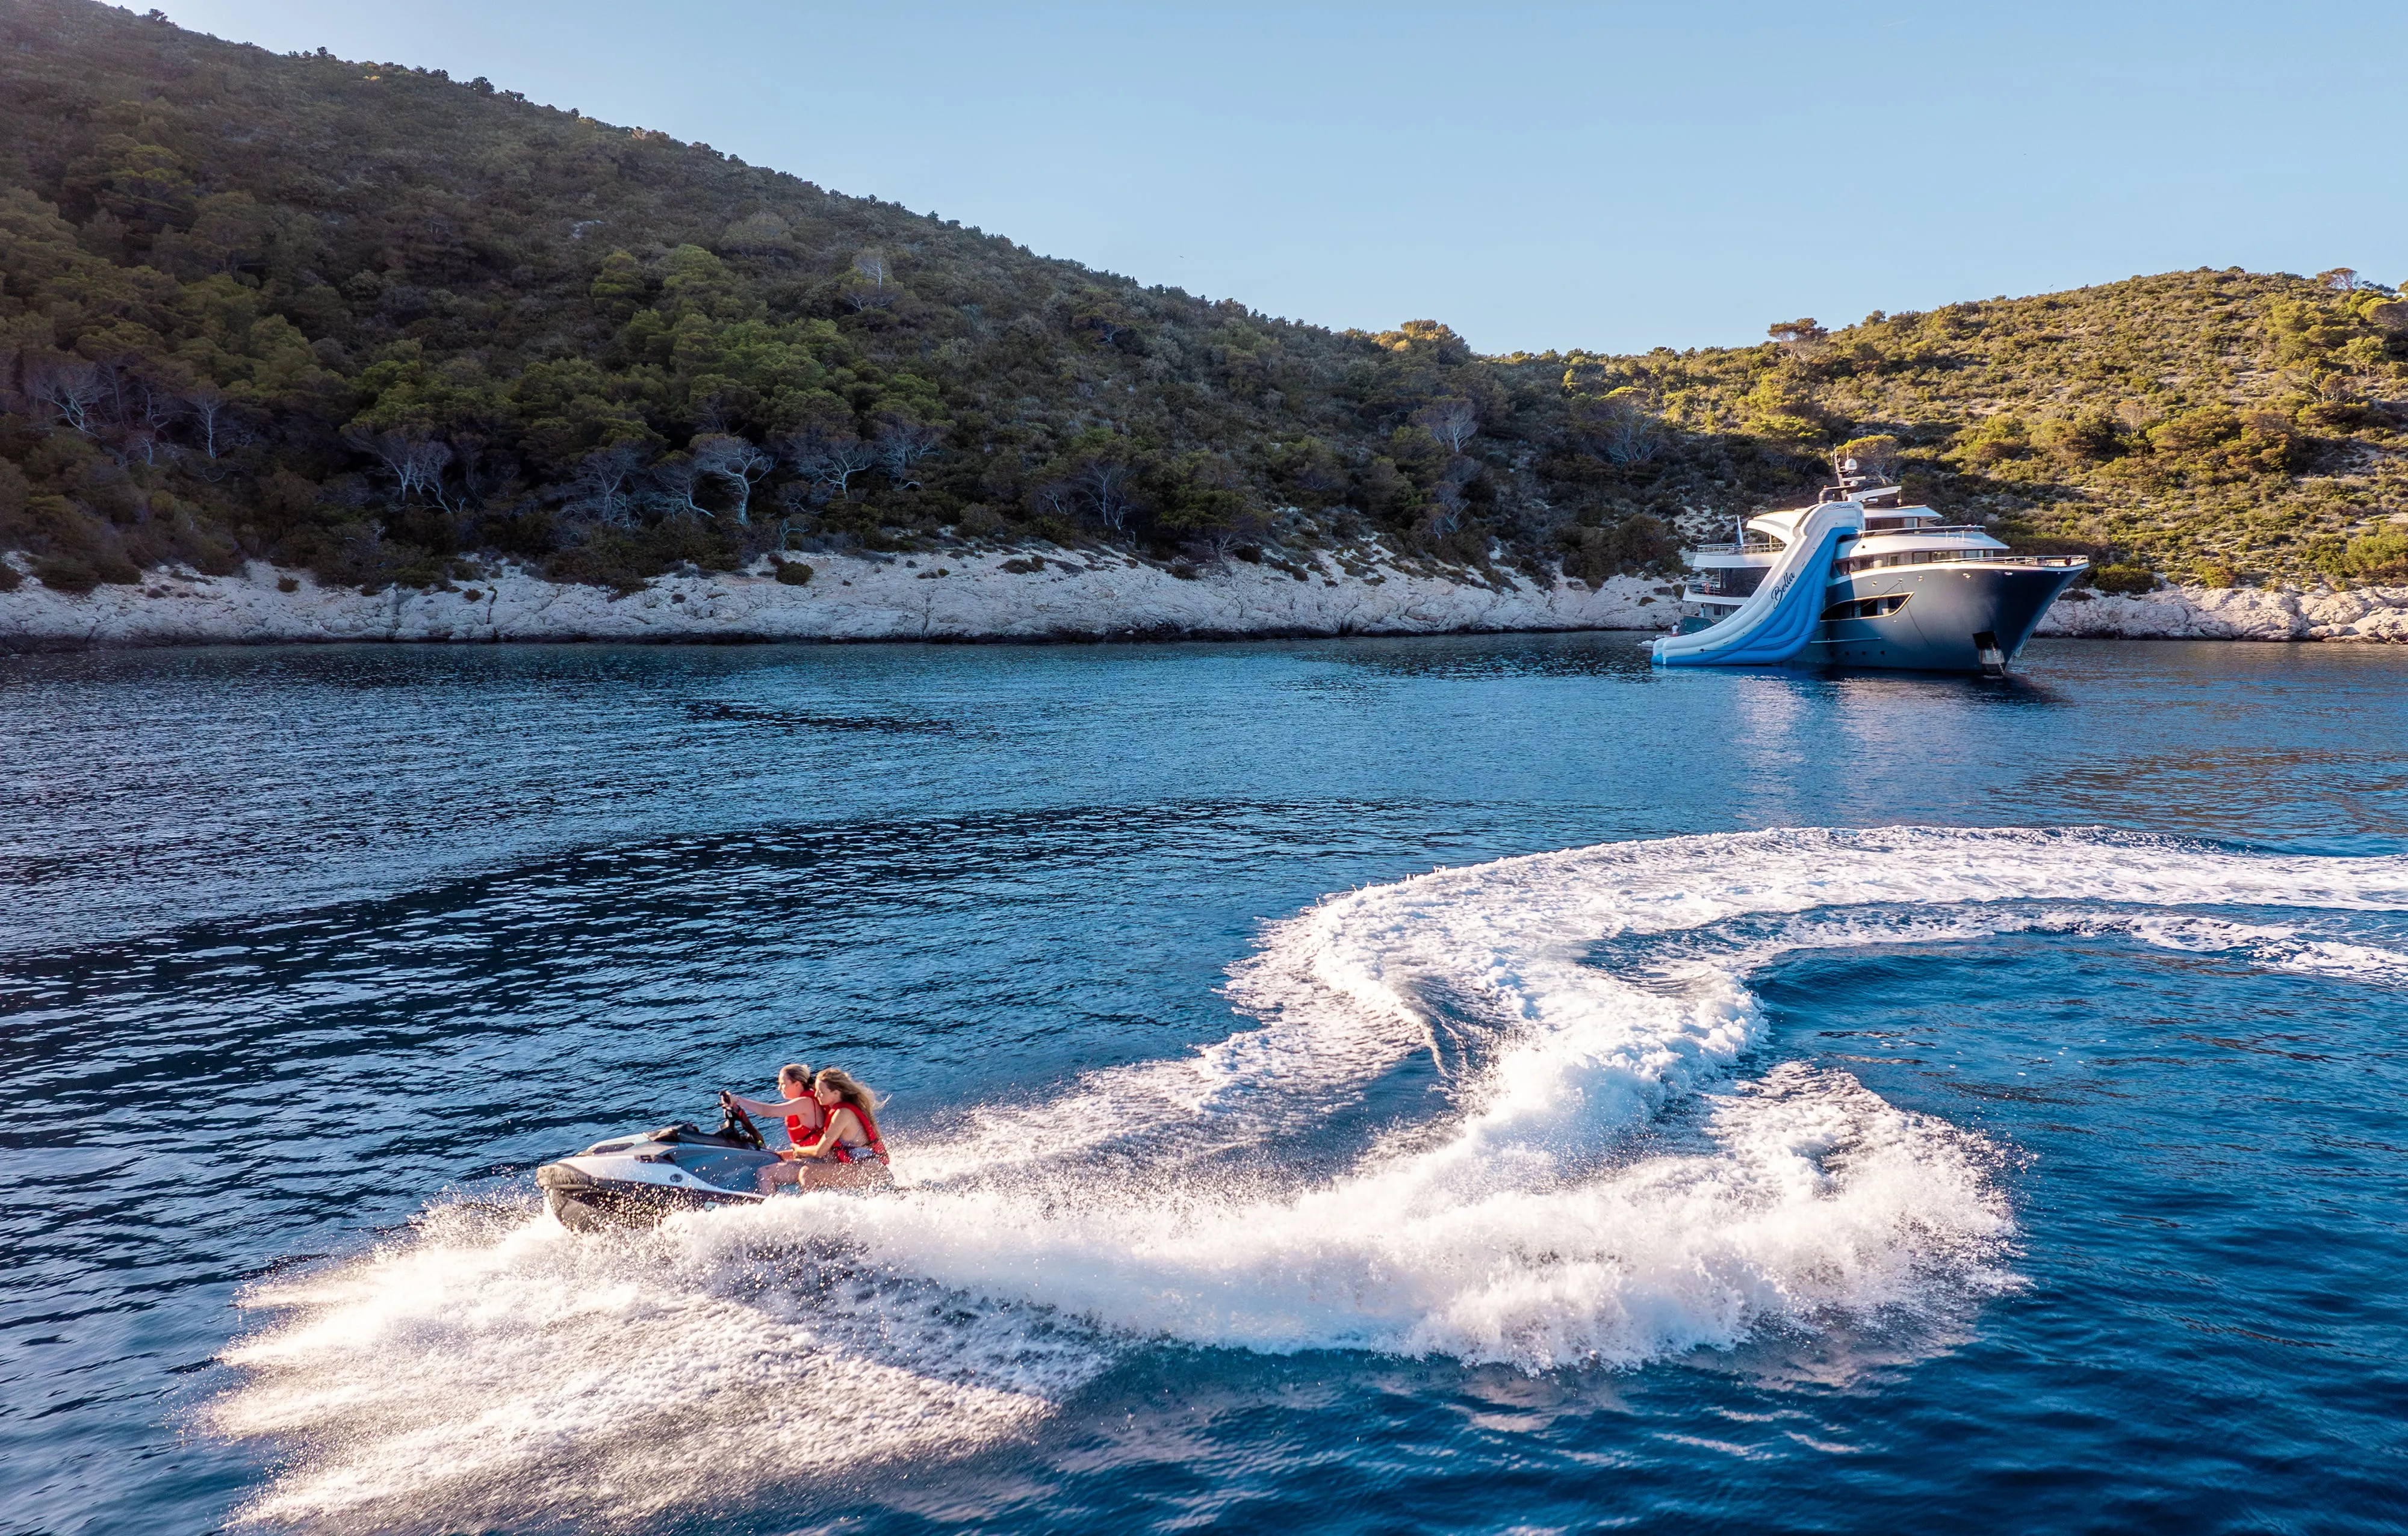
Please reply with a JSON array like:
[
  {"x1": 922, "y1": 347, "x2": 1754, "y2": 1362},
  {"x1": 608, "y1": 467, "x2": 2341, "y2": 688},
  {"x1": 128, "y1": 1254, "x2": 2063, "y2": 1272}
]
[{"x1": 1804, "y1": 563, "x2": 2083, "y2": 673}]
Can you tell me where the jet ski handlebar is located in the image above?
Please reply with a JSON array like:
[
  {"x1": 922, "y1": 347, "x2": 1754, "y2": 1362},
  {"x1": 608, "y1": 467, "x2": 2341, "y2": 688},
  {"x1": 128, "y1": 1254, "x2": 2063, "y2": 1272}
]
[{"x1": 715, "y1": 1091, "x2": 768, "y2": 1151}]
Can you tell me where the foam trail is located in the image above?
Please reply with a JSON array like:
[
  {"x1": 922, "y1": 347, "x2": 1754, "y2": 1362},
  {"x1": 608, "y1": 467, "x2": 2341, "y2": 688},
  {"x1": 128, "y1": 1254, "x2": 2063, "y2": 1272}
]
[
  {"x1": 214, "y1": 1204, "x2": 1106, "y2": 1532},
  {"x1": 1628, "y1": 906, "x2": 2408, "y2": 989},
  {"x1": 787, "y1": 1061, "x2": 2009, "y2": 1365},
  {"x1": 2106, "y1": 912, "x2": 2408, "y2": 982},
  {"x1": 212, "y1": 828, "x2": 2408, "y2": 1531},
  {"x1": 911, "y1": 831, "x2": 2406, "y2": 1188}
]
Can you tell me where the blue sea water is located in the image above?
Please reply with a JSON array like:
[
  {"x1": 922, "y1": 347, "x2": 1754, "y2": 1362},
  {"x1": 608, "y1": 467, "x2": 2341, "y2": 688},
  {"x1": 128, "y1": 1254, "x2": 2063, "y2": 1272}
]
[{"x1": 1, "y1": 633, "x2": 2405, "y2": 1535}]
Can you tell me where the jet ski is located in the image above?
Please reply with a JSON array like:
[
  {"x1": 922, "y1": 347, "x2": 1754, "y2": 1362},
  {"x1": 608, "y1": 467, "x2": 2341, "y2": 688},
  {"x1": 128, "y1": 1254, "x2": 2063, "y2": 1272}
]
[{"x1": 536, "y1": 1096, "x2": 779, "y2": 1231}]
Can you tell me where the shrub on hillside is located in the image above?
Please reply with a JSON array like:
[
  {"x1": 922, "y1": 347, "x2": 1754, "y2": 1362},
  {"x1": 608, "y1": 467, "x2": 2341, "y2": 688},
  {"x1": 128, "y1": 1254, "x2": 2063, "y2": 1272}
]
[
  {"x1": 2338, "y1": 527, "x2": 2408, "y2": 583},
  {"x1": 47, "y1": 542, "x2": 140, "y2": 589},
  {"x1": 2090, "y1": 563, "x2": 2159, "y2": 596},
  {"x1": 1556, "y1": 515, "x2": 1677, "y2": 587}
]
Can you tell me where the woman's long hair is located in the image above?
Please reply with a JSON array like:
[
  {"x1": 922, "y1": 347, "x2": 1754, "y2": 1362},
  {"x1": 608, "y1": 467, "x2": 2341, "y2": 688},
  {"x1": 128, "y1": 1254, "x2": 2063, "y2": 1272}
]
[{"x1": 813, "y1": 1067, "x2": 880, "y2": 1116}]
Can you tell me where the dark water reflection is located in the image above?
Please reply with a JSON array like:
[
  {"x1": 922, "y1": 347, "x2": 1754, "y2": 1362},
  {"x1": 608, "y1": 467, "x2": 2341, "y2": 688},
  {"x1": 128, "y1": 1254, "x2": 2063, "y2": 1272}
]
[{"x1": 1, "y1": 634, "x2": 2403, "y2": 1535}]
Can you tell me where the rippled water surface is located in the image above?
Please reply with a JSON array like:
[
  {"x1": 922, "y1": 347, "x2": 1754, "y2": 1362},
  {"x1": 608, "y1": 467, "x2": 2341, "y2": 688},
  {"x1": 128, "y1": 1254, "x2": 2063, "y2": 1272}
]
[{"x1": 2, "y1": 635, "x2": 2404, "y2": 1535}]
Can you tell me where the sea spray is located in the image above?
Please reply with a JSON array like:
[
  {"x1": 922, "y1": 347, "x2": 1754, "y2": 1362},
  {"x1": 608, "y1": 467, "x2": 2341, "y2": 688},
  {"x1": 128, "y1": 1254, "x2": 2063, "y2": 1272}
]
[{"x1": 216, "y1": 1202, "x2": 1095, "y2": 1531}]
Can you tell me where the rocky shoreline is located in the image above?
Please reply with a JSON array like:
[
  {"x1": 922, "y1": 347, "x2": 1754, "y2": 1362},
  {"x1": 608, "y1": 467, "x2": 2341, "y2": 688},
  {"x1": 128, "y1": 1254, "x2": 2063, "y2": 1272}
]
[
  {"x1": 0, "y1": 548, "x2": 1666, "y2": 649},
  {"x1": 2031, "y1": 582, "x2": 2408, "y2": 643},
  {"x1": 2, "y1": 548, "x2": 2403, "y2": 651}
]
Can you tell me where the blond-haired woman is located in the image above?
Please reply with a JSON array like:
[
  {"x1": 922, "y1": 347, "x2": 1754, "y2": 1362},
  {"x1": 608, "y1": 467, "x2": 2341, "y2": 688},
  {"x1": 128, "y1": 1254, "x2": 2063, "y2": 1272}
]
[
  {"x1": 789, "y1": 1067, "x2": 893, "y2": 1190},
  {"x1": 722, "y1": 1064, "x2": 826, "y2": 1194}
]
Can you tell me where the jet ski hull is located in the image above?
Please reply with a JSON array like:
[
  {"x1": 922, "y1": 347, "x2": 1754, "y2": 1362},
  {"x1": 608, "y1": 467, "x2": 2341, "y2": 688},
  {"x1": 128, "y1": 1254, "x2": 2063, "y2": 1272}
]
[
  {"x1": 535, "y1": 1122, "x2": 781, "y2": 1231},
  {"x1": 536, "y1": 1161, "x2": 766, "y2": 1231}
]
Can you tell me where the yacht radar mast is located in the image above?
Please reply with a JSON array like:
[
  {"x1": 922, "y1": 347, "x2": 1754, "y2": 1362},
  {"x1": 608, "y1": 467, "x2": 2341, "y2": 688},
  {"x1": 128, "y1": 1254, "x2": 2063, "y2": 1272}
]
[{"x1": 1826, "y1": 450, "x2": 1903, "y2": 507}]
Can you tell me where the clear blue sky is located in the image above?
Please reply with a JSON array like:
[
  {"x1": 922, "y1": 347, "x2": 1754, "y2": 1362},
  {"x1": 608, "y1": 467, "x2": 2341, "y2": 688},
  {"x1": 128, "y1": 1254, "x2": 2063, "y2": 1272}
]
[{"x1": 166, "y1": 1, "x2": 2407, "y2": 356}]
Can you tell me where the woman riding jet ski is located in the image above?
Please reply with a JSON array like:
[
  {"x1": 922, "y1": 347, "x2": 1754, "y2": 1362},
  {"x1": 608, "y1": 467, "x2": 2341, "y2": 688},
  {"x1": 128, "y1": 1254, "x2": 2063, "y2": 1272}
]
[{"x1": 535, "y1": 1067, "x2": 892, "y2": 1231}]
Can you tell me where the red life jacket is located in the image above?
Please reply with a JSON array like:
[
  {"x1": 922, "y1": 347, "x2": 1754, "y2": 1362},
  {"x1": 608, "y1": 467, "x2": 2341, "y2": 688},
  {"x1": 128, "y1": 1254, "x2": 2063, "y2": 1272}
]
[
  {"x1": 783, "y1": 1097, "x2": 820, "y2": 1148},
  {"x1": 825, "y1": 1101, "x2": 889, "y2": 1165}
]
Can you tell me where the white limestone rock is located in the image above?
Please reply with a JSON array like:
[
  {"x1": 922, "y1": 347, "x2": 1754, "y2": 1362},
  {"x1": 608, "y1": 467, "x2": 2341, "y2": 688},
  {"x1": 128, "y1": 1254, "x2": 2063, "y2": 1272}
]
[
  {"x1": 2034, "y1": 583, "x2": 2408, "y2": 643},
  {"x1": 11, "y1": 550, "x2": 2401, "y2": 651},
  {"x1": 0, "y1": 549, "x2": 1674, "y2": 650}
]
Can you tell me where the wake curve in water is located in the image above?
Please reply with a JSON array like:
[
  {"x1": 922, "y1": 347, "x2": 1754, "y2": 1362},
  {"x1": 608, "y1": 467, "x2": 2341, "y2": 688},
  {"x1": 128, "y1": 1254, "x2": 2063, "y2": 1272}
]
[{"x1": 211, "y1": 827, "x2": 2408, "y2": 1531}]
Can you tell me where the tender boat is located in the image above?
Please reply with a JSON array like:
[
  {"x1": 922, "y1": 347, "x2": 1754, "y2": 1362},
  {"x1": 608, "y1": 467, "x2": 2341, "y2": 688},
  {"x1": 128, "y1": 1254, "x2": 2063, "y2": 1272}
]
[
  {"x1": 535, "y1": 1102, "x2": 777, "y2": 1231},
  {"x1": 1653, "y1": 458, "x2": 2088, "y2": 674}
]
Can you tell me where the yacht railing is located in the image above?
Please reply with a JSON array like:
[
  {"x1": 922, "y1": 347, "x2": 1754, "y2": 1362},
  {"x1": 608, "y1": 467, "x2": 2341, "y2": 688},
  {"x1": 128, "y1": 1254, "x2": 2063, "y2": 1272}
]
[
  {"x1": 1695, "y1": 539, "x2": 2088, "y2": 569},
  {"x1": 1837, "y1": 550, "x2": 2091, "y2": 574}
]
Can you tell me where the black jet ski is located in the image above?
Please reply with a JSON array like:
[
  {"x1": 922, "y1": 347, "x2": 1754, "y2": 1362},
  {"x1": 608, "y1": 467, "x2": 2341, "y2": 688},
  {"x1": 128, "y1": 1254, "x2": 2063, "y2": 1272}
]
[{"x1": 535, "y1": 1096, "x2": 778, "y2": 1231}]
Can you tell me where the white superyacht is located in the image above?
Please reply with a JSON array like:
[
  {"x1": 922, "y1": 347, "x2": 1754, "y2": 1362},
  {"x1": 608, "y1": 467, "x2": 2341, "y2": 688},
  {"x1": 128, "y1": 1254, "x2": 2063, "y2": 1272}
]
[{"x1": 1652, "y1": 457, "x2": 2088, "y2": 674}]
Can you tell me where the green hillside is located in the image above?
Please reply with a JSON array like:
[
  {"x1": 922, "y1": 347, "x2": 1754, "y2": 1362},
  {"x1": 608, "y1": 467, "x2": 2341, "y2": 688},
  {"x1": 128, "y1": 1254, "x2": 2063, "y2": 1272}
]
[
  {"x1": 1508, "y1": 273, "x2": 2408, "y2": 591},
  {"x1": 2, "y1": 0, "x2": 2403, "y2": 599}
]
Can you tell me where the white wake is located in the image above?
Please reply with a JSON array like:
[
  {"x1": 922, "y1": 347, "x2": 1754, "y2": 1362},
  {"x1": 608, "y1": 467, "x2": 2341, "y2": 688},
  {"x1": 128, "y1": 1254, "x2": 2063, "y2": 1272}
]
[{"x1": 213, "y1": 827, "x2": 2408, "y2": 1531}]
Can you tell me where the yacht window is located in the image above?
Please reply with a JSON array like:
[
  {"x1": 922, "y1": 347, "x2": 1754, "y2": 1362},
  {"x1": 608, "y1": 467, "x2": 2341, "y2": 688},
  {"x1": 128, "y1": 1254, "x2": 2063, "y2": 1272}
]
[
  {"x1": 1820, "y1": 593, "x2": 1910, "y2": 621},
  {"x1": 1698, "y1": 565, "x2": 1767, "y2": 599}
]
